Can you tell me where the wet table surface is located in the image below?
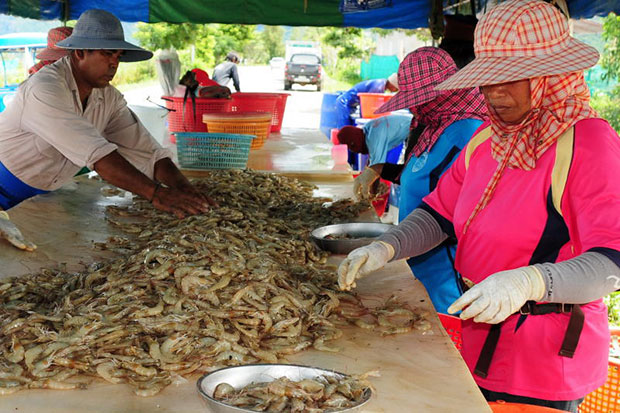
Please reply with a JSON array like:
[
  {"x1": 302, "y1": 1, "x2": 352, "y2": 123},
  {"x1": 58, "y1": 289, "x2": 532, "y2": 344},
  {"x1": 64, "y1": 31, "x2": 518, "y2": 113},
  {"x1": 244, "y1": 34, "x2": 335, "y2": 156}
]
[{"x1": 0, "y1": 129, "x2": 490, "y2": 413}]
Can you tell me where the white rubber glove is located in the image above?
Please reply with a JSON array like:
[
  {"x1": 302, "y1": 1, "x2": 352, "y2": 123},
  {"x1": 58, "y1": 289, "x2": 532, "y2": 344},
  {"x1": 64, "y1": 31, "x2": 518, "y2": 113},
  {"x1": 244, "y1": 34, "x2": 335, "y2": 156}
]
[
  {"x1": 338, "y1": 241, "x2": 395, "y2": 291},
  {"x1": 353, "y1": 167, "x2": 380, "y2": 200},
  {"x1": 0, "y1": 211, "x2": 37, "y2": 252},
  {"x1": 447, "y1": 266, "x2": 546, "y2": 324}
]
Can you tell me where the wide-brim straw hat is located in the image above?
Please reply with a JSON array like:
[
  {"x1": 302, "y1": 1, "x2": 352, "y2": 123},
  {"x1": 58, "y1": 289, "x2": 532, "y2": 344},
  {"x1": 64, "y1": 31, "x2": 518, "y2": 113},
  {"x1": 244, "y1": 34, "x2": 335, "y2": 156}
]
[
  {"x1": 375, "y1": 47, "x2": 458, "y2": 114},
  {"x1": 36, "y1": 26, "x2": 73, "y2": 61},
  {"x1": 56, "y1": 9, "x2": 152, "y2": 62},
  {"x1": 436, "y1": 0, "x2": 599, "y2": 90}
]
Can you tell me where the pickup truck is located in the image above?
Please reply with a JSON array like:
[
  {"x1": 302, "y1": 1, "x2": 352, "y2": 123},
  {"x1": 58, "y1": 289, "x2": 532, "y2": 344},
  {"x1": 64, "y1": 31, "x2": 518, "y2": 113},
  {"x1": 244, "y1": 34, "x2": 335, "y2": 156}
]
[{"x1": 284, "y1": 53, "x2": 322, "y2": 91}]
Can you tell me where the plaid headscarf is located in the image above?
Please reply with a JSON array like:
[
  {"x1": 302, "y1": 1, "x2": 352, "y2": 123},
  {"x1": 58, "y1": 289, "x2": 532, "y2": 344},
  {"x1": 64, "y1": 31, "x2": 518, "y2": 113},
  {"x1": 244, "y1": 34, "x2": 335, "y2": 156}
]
[
  {"x1": 28, "y1": 60, "x2": 53, "y2": 75},
  {"x1": 375, "y1": 47, "x2": 487, "y2": 158},
  {"x1": 462, "y1": 73, "x2": 597, "y2": 233},
  {"x1": 409, "y1": 84, "x2": 487, "y2": 157}
]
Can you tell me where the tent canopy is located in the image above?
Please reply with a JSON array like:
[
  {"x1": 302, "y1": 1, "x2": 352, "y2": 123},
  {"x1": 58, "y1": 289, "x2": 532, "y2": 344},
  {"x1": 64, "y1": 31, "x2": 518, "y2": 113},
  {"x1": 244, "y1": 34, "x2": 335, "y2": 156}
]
[{"x1": 0, "y1": 0, "x2": 617, "y2": 29}]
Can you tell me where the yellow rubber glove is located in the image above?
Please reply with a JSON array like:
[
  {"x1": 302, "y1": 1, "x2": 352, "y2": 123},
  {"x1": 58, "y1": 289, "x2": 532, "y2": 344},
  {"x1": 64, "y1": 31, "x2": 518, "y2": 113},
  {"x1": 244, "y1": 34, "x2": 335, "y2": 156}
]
[
  {"x1": 338, "y1": 241, "x2": 395, "y2": 291},
  {"x1": 0, "y1": 211, "x2": 37, "y2": 252},
  {"x1": 353, "y1": 167, "x2": 380, "y2": 200},
  {"x1": 447, "y1": 266, "x2": 546, "y2": 324}
]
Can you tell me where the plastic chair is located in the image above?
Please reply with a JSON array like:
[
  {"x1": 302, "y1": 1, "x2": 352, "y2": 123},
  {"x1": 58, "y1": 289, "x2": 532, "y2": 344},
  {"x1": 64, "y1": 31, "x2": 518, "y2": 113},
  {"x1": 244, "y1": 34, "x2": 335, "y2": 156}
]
[
  {"x1": 578, "y1": 327, "x2": 620, "y2": 413},
  {"x1": 489, "y1": 401, "x2": 570, "y2": 412}
]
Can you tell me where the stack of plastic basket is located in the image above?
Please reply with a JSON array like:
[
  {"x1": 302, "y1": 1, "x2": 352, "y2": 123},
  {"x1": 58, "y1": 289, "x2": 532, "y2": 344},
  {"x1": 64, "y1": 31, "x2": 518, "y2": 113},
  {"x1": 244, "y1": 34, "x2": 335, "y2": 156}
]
[
  {"x1": 230, "y1": 92, "x2": 289, "y2": 133},
  {"x1": 174, "y1": 132, "x2": 255, "y2": 170},
  {"x1": 578, "y1": 327, "x2": 620, "y2": 413},
  {"x1": 358, "y1": 93, "x2": 393, "y2": 119},
  {"x1": 163, "y1": 96, "x2": 232, "y2": 143},
  {"x1": 203, "y1": 112, "x2": 272, "y2": 150}
]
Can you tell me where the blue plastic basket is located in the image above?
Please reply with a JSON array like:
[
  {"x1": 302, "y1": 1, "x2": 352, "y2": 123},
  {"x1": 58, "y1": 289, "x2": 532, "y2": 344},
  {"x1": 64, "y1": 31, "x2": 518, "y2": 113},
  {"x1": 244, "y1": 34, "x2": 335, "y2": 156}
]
[{"x1": 174, "y1": 132, "x2": 255, "y2": 170}]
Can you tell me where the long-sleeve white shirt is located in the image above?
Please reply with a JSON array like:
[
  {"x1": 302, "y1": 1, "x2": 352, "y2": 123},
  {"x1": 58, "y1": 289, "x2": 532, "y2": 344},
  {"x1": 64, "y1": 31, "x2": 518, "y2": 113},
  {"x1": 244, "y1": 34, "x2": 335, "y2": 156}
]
[{"x1": 0, "y1": 56, "x2": 172, "y2": 191}]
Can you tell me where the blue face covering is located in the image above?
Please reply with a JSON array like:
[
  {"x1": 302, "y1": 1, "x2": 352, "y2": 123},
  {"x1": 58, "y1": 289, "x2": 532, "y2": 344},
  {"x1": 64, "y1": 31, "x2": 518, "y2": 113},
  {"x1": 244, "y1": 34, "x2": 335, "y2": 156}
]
[{"x1": 0, "y1": 161, "x2": 48, "y2": 210}]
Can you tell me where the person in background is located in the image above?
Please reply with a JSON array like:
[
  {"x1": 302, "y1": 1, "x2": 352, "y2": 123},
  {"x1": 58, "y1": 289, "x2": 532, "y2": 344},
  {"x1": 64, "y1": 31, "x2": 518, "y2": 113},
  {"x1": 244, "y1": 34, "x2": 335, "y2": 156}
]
[
  {"x1": 438, "y1": 14, "x2": 477, "y2": 69},
  {"x1": 338, "y1": 1, "x2": 619, "y2": 411},
  {"x1": 0, "y1": 9, "x2": 215, "y2": 252},
  {"x1": 334, "y1": 73, "x2": 398, "y2": 129},
  {"x1": 336, "y1": 114, "x2": 412, "y2": 199},
  {"x1": 345, "y1": 47, "x2": 486, "y2": 314},
  {"x1": 186, "y1": 68, "x2": 231, "y2": 98},
  {"x1": 212, "y1": 52, "x2": 241, "y2": 92},
  {"x1": 28, "y1": 26, "x2": 73, "y2": 75}
]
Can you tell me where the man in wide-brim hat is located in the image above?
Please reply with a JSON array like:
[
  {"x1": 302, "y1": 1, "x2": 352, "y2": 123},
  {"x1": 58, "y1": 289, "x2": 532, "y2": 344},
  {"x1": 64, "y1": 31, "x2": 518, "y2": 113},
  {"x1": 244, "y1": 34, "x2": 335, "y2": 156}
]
[{"x1": 0, "y1": 9, "x2": 217, "y2": 251}]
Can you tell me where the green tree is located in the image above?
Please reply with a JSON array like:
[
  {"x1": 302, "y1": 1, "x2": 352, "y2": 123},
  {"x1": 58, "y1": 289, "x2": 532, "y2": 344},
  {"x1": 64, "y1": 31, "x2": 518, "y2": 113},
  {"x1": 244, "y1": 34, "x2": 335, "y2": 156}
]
[
  {"x1": 260, "y1": 25, "x2": 286, "y2": 60},
  {"x1": 134, "y1": 22, "x2": 256, "y2": 68},
  {"x1": 210, "y1": 24, "x2": 255, "y2": 63},
  {"x1": 601, "y1": 13, "x2": 620, "y2": 80},
  {"x1": 372, "y1": 27, "x2": 432, "y2": 44},
  {"x1": 322, "y1": 27, "x2": 373, "y2": 60},
  {"x1": 134, "y1": 22, "x2": 198, "y2": 51}
]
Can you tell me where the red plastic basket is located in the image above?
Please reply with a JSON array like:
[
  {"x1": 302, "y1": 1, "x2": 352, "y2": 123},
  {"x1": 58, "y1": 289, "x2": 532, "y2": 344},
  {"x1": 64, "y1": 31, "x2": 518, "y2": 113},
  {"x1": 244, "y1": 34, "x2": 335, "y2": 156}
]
[
  {"x1": 230, "y1": 92, "x2": 288, "y2": 133},
  {"x1": 272, "y1": 93, "x2": 290, "y2": 132},
  {"x1": 163, "y1": 96, "x2": 232, "y2": 140},
  {"x1": 358, "y1": 92, "x2": 393, "y2": 119},
  {"x1": 438, "y1": 313, "x2": 463, "y2": 351}
]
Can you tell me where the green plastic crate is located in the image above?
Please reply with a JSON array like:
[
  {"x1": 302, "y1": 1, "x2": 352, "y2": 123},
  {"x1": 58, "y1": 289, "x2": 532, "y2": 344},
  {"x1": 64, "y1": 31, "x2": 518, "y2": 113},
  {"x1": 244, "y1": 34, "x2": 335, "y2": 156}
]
[{"x1": 174, "y1": 132, "x2": 255, "y2": 170}]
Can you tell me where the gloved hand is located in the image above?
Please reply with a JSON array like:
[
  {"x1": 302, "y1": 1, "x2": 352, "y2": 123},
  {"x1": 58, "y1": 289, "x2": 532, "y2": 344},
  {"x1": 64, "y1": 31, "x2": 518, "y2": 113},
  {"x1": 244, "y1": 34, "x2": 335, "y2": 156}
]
[
  {"x1": 0, "y1": 211, "x2": 37, "y2": 252},
  {"x1": 353, "y1": 167, "x2": 380, "y2": 200},
  {"x1": 447, "y1": 266, "x2": 546, "y2": 324},
  {"x1": 338, "y1": 241, "x2": 395, "y2": 291}
]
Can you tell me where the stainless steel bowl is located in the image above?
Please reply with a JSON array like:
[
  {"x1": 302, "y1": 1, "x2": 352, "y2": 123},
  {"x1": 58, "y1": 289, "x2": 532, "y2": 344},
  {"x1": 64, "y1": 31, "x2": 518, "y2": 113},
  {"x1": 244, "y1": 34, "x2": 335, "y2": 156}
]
[
  {"x1": 196, "y1": 363, "x2": 372, "y2": 413},
  {"x1": 310, "y1": 222, "x2": 393, "y2": 255}
]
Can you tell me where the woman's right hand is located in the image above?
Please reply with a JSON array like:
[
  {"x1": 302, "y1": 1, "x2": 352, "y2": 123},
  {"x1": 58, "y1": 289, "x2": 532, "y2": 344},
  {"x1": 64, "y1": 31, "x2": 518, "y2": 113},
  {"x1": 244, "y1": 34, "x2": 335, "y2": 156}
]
[
  {"x1": 353, "y1": 167, "x2": 380, "y2": 200},
  {"x1": 337, "y1": 241, "x2": 394, "y2": 291}
]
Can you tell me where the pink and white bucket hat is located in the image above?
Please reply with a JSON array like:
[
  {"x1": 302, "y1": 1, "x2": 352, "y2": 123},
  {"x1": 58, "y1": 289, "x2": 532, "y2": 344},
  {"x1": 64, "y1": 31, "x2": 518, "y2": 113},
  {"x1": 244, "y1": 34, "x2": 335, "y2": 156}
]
[
  {"x1": 36, "y1": 26, "x2": 73, "y2": 61},
  {"x1": 436, "y1": 0, "x2": 599, "y2": 90}
]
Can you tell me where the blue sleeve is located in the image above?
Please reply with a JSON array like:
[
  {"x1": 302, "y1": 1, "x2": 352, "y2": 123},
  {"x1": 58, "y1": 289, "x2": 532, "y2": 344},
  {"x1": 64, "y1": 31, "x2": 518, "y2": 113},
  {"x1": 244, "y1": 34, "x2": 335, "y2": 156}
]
[
  {"x1": 365, "y1": 115, "x2": 412, "y2": 165},
  {"x1": 335, "y1": 89, "x2": 357, "y2": 128},
  {"x1": 352, "y1": 79, "x2": 387, "y2": 94}
]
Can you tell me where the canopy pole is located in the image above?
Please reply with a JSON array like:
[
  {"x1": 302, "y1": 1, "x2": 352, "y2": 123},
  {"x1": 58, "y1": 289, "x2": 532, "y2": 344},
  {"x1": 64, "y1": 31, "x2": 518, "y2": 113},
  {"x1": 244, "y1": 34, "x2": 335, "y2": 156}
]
[{"x1": 62, "y1": 0, "x2": 70, "y2": 23}]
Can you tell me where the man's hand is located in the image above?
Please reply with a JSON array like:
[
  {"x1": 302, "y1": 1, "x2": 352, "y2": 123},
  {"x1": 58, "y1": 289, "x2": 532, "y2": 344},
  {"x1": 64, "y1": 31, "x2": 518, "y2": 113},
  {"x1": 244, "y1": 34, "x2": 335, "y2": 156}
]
[
  {"x1": 0, "y1": 211, "x2": 36, "y2": 252},
  {"x1": 175, "y1": 181, "x2": 219, "y2": 208},
  {"x1": 447, "y1": 266, "x2": 546, "y2": 324},
  {"x1": 353, "y1": 167, "x2": 380, "y2": 200},
  {"x1": 337, "y1": 241, "x2": 394, "y2": 291},
  {"x1": 150, "y1": 185, "x2": 215, "y2": 219}
]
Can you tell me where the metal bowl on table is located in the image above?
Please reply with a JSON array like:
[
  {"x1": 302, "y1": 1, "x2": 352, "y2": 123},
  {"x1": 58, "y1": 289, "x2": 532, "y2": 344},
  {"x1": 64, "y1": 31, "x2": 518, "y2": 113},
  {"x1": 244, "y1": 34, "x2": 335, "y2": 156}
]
[
  {"x1": 310, "y1": 222, "x2": 393, "y2": 255},
  {"x1": 197, "y1": 363, "x2": 372, "y2": 413}
]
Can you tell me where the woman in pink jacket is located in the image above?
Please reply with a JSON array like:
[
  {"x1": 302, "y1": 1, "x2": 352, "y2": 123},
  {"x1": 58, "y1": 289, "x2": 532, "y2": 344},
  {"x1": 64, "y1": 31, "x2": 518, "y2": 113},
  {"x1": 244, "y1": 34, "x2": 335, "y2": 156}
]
[{"x1": 337, "y1": 1, "x2": 620, "y2": 411}]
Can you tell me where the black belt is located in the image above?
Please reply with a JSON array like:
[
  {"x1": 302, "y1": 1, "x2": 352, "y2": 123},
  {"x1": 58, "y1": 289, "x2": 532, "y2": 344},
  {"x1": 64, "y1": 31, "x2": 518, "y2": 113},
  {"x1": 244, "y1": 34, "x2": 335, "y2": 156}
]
[{"x1": 474, "y1": 301, "x2": 585, "y2": 379}]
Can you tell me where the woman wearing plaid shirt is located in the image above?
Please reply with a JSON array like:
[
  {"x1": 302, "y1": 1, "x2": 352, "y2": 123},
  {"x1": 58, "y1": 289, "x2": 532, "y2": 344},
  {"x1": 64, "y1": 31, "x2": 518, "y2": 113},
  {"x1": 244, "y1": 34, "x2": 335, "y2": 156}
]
[{"x1": 337, "y1": 1, "x2": 620, "y2": 410}]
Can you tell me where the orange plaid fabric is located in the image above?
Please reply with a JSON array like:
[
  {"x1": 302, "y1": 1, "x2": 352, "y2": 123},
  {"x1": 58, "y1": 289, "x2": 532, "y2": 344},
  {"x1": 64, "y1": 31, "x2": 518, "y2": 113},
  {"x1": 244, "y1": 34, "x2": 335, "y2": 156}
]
[
  {"x1": 463, "y1": 73, "x2": 597, "y2": 234},
  {"x1": 460, "y1": 1, "x2": 599, "y2": 234},
  {"x1": 436, "y1": 0, "x2": 599, "y2": 91}
]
